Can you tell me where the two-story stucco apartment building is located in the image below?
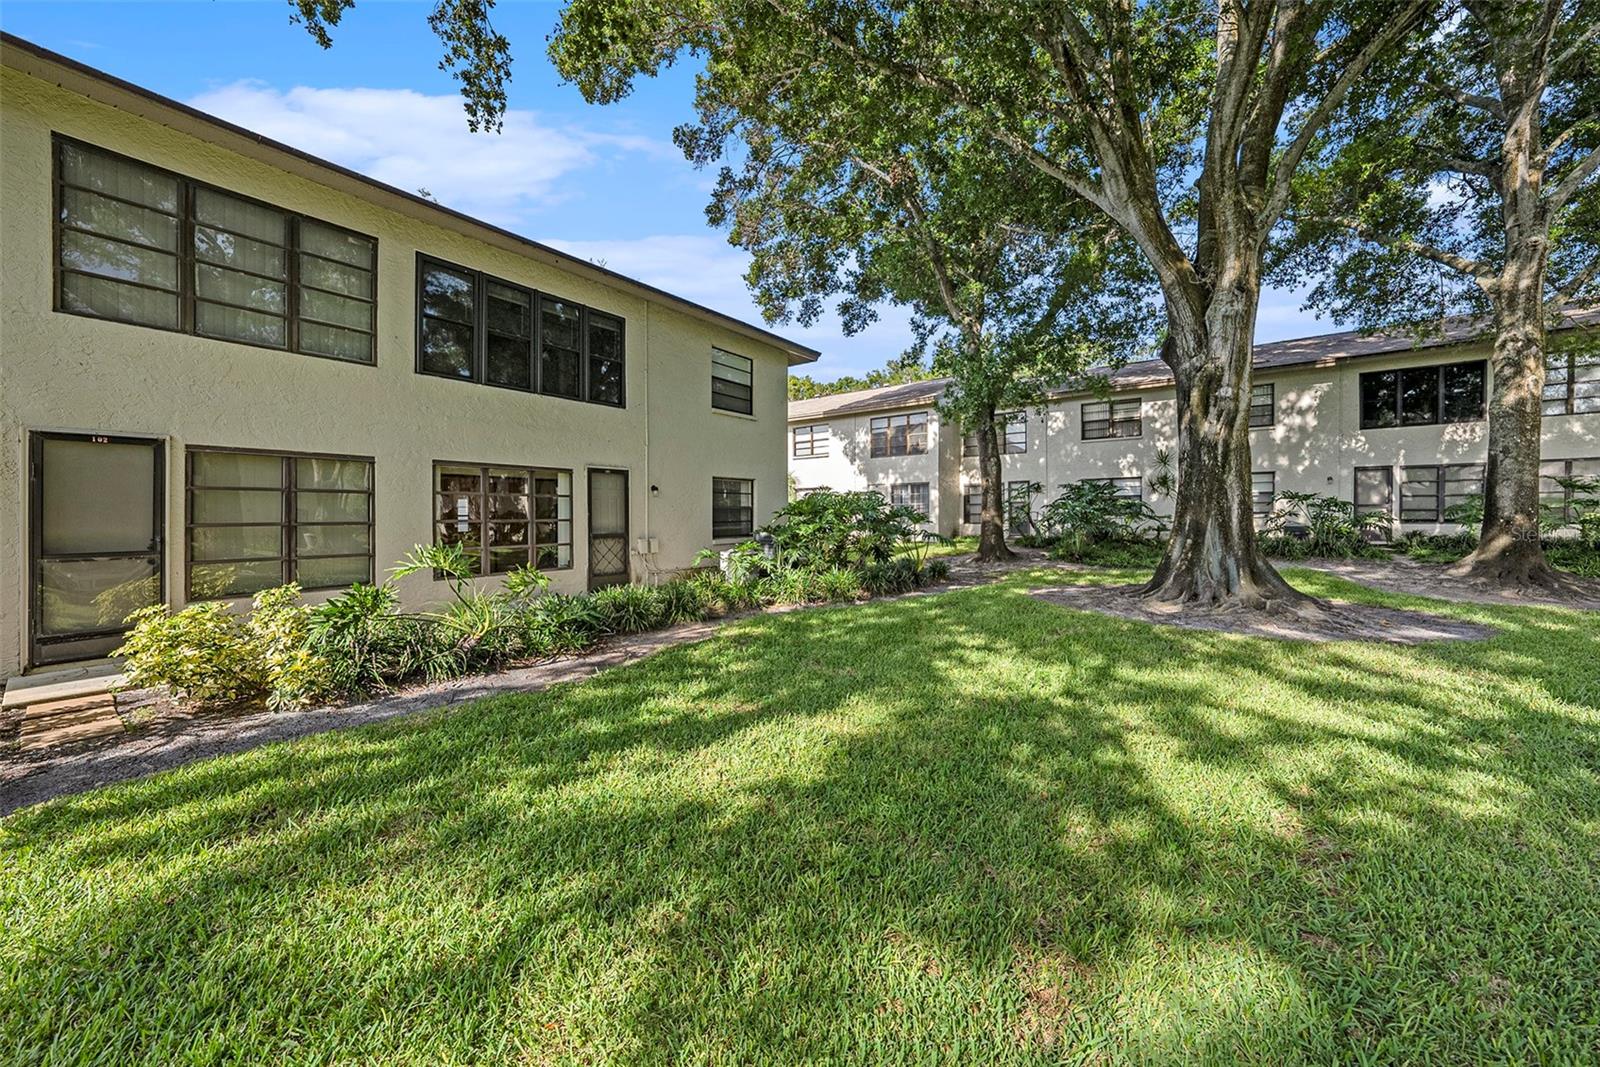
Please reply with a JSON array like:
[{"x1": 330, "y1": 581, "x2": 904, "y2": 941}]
[
  {"x1": 0, "y1": 35, "x2": 817, "y2": 677},
  {"x1": 789, "y1": 312, "x2": 1600, "y2": 538}
]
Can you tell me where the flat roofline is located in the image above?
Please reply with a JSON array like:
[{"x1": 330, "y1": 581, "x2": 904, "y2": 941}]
[{"x1": 0, "y1": 32, "x2": 820, "y2": 365}]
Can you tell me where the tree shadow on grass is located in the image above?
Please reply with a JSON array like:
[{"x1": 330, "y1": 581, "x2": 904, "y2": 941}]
[{"x1": 3, "y1": 573, "x2": 1598, "y2": 1063}]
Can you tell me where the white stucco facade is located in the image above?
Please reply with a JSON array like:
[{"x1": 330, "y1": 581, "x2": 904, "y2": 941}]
[
  {"x1": 790, "y1": 333, "x2": 1600, "y2": 539},
  {"x1": 0, "y1": 40, "x2": 815, "y2": 677}
]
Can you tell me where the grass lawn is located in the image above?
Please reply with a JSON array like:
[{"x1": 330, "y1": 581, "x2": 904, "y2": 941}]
[{"x1": 4, "y1": 567, "x2": 1598, "y2": 1064}]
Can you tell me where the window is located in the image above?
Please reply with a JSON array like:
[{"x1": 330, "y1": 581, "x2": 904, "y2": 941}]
[
  {"x1": 1541, "y1": 458, "x2": 1600, "y2": 523},
  {"x1": 1544, "y1": 350, "x2": 1600, "y2": 416},
  {"x1": 1399, "y1": 464, "x2": 1484, "y2": 523},
  {"x1": 963, "y1": 485, "x2": 983, "y2": 524},
  {"x1": 712, "y1": 349, "x2": 754, "y2": 414},
  {"x1": 1359, "y1": 361, "x2": 1486, "y2": 428},
  {"x1": 1249, "y1": 383, "x2": 1275, "y2": 428},
  {"x1": 1087, "y1": 476, "x2": 1143, "y2": 499},
  {"x1": 1082, "y1": 398, "x2": 1142, "y2": 440},
  {"x1": 1252, "y1": 471, "x2": 1275, "y2": 517},
  {"x1": 186, "y1": 448, "x2": 372, "y2": 598},
  {"x1": 416, "y1": 255, "x2": 625, "y2": 405},
  {"x1": 712, "y1": 477, "x2": 755, "y2": 538},
  {"x1": 889, "y1": 482, "x2": 931, "y2": 519},
  {"x1": 1002, "y1": 413, "x2": 1027, "y2": 454},
  {"x1": 433, "y1": 463, "x2": 572, "y2": 574},
  {"x1": 1006, "y1": 481, "x2": 1034, "y2": 535},
  {"x1": 56, "y1": 137, "x2": 376, "y2": 362},
  {"x1": 963, "y1": 433, "x2": 979, "y2": 457},
  {"x1": 793, "y1": 424, "x2": 830, "y2": 458},
  {"x1": 869, "y1": 412, "x2": 929, "y2": 457}
]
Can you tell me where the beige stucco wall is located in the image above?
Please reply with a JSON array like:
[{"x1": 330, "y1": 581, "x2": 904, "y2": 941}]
[
  {"x1": 0, "y1": 66, "x2": 794, "y2": 676},
  {"x1": 792, "y1": 348, "x2": 1600, "y2": 538}
]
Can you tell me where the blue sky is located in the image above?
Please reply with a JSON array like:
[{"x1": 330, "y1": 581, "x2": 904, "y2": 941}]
[{"x1": 2, "y1": 1, "x2": 1328, "y2": 380}]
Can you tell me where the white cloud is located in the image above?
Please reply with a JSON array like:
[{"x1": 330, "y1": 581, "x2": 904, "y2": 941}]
[
  {"x1": 186, "y1": 81, "x2": 668, "y2": 228},
  {"x1": 542, "y1": 234, "x2": 917, "y2": 375}
]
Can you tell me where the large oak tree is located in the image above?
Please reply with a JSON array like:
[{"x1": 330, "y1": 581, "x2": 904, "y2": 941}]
[
  {"x1": 1281, "y1": 0, "x2": 1599, "y2": 590},
  {"x1": 551, "y1": 0, "x2": 1429, "y2": 610}
]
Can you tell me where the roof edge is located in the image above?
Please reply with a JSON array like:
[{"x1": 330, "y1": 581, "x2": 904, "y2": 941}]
[{"x1": 0, "y1": 32, "x2": 820, "y2": 365}]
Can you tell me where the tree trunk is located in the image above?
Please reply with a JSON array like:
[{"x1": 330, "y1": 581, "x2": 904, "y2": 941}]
[
  {"x1": 1446, "y1": 52, "x2": 1564, "y2": 590},
  {"x1": 974, "y1": 406, "x2": 1016, "y2": 562},
  {"x1": 1143, "y1": 274, "x2": 1310, "y2": 609}
]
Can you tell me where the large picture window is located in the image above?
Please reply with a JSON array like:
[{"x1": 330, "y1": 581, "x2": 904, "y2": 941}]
[
  {"x1": 1082, "y1": 399, "x2": 1142, "y2": 440},
  {"x1": 712, "y1": 349, "x2": 754, "y2": 414},
  {"x1": 793, "y1": 424, "x2": 829, "y2": 458},
  {"x1": 416, "y1": 255, "x2": 626, "y2": 406},
  {"x1": 186, "y1": 448, "x2": 373, "y2": 599},
  {"x1": 712, "y1": 477, "x2": 755, "y2": 539},
  {"x1": 869, "y1": 412, "x2": 929, "y2": 457},
  {"x1": 56, "y1": 137, "x2": 376, "y2": 362},
  {"x1": 1399, "y1": 464, "x2": 1485, "y2": 523},
  {"x1": 1544, "y1": 350, "x2": 1600, "y2": 416},
  {"x1": 433, "y1": 463, "x2": 573, "y2": 574},
  {"x1": 1360, "y1": 361, "x2": 1486, "y2": 428}
]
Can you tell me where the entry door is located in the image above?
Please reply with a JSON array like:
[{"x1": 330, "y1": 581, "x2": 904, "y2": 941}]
[
  {"x1": 1353, "y1": 466, "x2": 1394, "y2": 541},
  {"x1": 29, "y1": 433, "x2": 165, "y2": 667},
  {"x1": 587, "y1": 469, "x2": 630, "y2": 589}
]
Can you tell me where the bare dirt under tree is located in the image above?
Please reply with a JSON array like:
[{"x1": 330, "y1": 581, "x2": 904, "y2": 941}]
[{"x1": 1029, "y1": 583, "x2": 1497, "y2": 644}]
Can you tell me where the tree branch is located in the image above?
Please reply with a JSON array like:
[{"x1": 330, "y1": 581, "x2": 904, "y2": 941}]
[
  {"x1": 1332, "y1": 215, "x2": 1498, "y2": 281},
  {"x1": 1260, "y1": 1, "x2": 1431, "y2": 234},
  {"x1": 1549, "y1": 252, "x2": 1600, "y2": 314},
  {"x1": 1548, "y1": 145, "x2": 1600, "y2": 212}
]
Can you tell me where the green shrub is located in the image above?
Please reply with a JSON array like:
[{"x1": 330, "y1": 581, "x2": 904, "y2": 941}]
[
  {"x1": 757, "y1": 570, "x2": 810, "y2": 606},
  {"x1": 860, "y1": 558, "x2": 920, "y2": 597},
  {"x1": 248, "y1": 585, "x2": 333, "y2": 710},
  {"x1": 1051, "y1": 537, "x2": 1165, "y2": 568},
  {"x1": 1261, "y1": 491, "x2": 1392, "y2": 559},
  {"x1": 656, "y1": 579, "x2": 713, "y2": 625},
  {"x1": 813, "y1": 567, "x2": 863, "y2": 602},
  {"x1": 116, "y1": 601, "x2": 265, "y2": 709},
  {"x1": 762, "y1": 489, "x2": 928, "y2": 571},
  {"x1": 307, "y1": 582, "x2": 411, "y2": 697},
  {"x1": 591, "y1": 584, "x2": 664, "y2": 634},
  {"x1": 1037, "y1": 481, "x2": 1163, "y2": 557},
  {"x1": 521, "y1": 593, "x2": 608, "y2": 656},
  {"x1": 923, "y1": 559, "x2": 950, "y2": 583}
]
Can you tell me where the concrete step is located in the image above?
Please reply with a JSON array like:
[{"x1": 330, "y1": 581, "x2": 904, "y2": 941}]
[{"x1": 3, "y1": 664, "x2": 126, "y2": 710}]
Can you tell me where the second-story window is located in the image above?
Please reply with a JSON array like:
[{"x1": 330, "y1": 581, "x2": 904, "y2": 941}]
[
  {"x1": 55, "y1": 137, "x2": 377, "y2": 363},
  {"x1": 870, "y1": 412, "x2": 929, "y2": 457},
  {"x1": 1359, "y1": 360, "x2": 1486, "y2": 428},
  {"x1": 793, "y1": 424, "x2": 830, "y2": 458},
  {"x1": 1001, "y1": 413, "x2": 1027, "y2": 454},
  {"x1": 416, "y1": 255, "x2": 625, "y2": 406},
  {"x1": 712, "y1": 349, "x2": 754, "y2": 414},
  {"x1": 1249, "y1": 383, "x2": 1275, "y2": 428},
  {"x1": 1082, "y1": 399, "x2": 1142, "y2": 440},
  {"x1": 1544, "y1": 349, "x2": 1600, "y2": 416}
]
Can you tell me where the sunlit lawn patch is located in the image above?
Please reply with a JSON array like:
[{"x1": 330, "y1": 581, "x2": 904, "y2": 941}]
[{"x1": 3, "y1": 567, "x2": 1597, "y2": 1063}]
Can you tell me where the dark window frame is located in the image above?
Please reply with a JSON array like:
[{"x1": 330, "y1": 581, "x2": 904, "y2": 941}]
[
  {"x1": 1005, "y1": 480, "x2": 1034, "y2": 535},
  {"x1": 1251, "y1": 470, "x2": 1275, "y2": 517},
  {"x1": 414, "y1": 253, "x2": 626, "y2": 407},
  {"x1": 1249, "y1": 383, "x2": 1275, "y2": 428},
  {"x1": 889, "y1": 482, "x2": 931, "y2": 520},
  {"x1": 53, "y1": 134, "x2": 378, "y2": 365},
  {"x1": 1086, "y1": 476, "x2": 1143, "y2": 500},
  {"x1": 1399, "y1": 463, "x2": 1486, "y2": 523},
  {"x1": 963, "y1": 485, "x2": 983, "y2": 524},
  {"x1": 1081, "y1": 398, "x2": 1142, "y2": 440},
  {"x1": 712, "y1": 476, "x2": 755, "y2": 539},
  {"x1": 432, "y1": 460, "x2": 575, "y2": 576},
  {"x1": 185, "y1": 445, "x2": 375, "y2": 600},
  {"x1": 869, "y1": 411, "x2": 930, "y2": 457},
  {"x1": 1359, "y1": 360, "x2": 1487, "y2": 429},
  {"x1": 1543, "y1": 350, "x2": 1600, "y2": 417},
  {"x1": 1001, "y1": 412, "x2": 1028, "y2": 454},
  {"x1": 1541, "y1": 457, "x2": 1600, "y2": 522},
  {"x1": 711, "y1": 348, "x2": 755, "y2": 415},
  {"x1": 792, "y1": 424, "x2": 829, "y2": 458}
]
